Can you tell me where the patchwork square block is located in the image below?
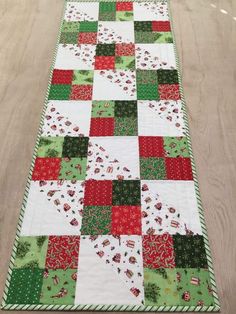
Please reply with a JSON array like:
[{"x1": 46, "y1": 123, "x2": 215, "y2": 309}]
[
  {"x1": 142, "y1": 234, "x2": 175, "y2": 269},
  {"x1": 45, "y1": 235, "x2": 80, "y2": 270},
  {"x1": 112, "y1": 180, "x2": 141, "y2": 205},
  {"x1": 81, "y1": 206, "x2": 112, "y2": 235},
  {"x1": 32, "y1": 157, "x2": 61, "y2": 180},
  {"x1": 6, "y1": 269, "x2": 44, "y2": 304},
  {"x1": 40, "y1": 269, "x2": 77, "y2": 304},
  {"x1": 59, "y1": 157, "x2": 87, "y2": 180},
  {"x1": 111, "y1": 205, "x2": 141, "y2": 235},
  {"x1": 62, "y1": 136, "x2": 89, "y2": 158},
  {"x1": 84, "y1": 180, "x2": 113, "y2": 206},
  {"x1": 173, "y1": 235, "x2": 208, "y2": 268}
]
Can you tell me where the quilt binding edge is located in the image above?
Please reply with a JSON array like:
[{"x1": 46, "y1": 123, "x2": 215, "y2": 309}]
[{"x1": 0, "y1": 0, "x2": 220, "y2": 311}]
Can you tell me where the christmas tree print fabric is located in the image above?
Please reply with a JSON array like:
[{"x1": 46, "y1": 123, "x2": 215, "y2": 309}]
[{"x1": 2, "y1": 0, "x2": 219, "y2": 311}]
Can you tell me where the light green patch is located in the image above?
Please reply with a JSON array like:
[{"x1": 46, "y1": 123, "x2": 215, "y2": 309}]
[
  {"x1": 116, "y1": 11, "x2": 133, "y2": 21},
  {"x1": 40, "y1": 269, "x2": 77, "y2": 304},
  {"x1": 153, "y1": 32, "x2": 173, "y2": 43},
  {"x1": 177, "y1": 268, "x2": 215, "y2": 306},
  {"x1": 14, "y1": 236, "x2": 48, "y2": 269},
  {"x1": 144, "y1": 268, "x2": 179, "y2": 306},
  {"x1": 164, "y1": 137, "x2": 189, "y2": 157},
  {"x1": 72, "y1": 70, "x2": 94, "y2": 85},
  {"x1": 59, "y1": 157, "x2": 87, "y2": 180},
  {"x1": 91, "y1": 101, "x2": 115, "y2": 117},
  {"x1": 115, "y1": 56, "x2": 135, "y2": 70},
  {"x1": 62, "y1": 21, "x2": 80, "y2": 33},
  {"x1": 37, "y1": 137, "x2": 64, "y2": 157}
]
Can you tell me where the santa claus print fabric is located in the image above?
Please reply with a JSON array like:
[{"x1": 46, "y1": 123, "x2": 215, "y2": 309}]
[{"x1": 2, "y1": 0, "x2": 220, "y2": 312}]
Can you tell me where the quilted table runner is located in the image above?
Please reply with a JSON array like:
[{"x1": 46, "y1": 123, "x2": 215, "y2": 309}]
[{"x1": 1, "y1": 0, "x2": 220, "y2": 312}]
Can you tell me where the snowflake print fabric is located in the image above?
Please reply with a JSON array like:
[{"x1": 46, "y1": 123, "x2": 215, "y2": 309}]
[{"x1": 2, "y1": 0, "x2": 219, "y2": 312}]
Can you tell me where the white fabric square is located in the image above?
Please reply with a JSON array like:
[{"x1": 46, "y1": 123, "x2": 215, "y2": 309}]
[
  {"x1": 55, "y1": 44, "x2": 96, "y2": 70},
  {"x1": 97, "y1": 22, "x2": 135, "y2": 44},
  {"x1": 141, "y1": 180, "x2": 202, "y2": 235},
  {"x1": 138, "y1": 100, "x2": 186, "y2": 136},
  {"x1": 65, "y1": 2, "x2": 99, "y2": 21},
  {"x1": 133, "y1": 2, "x2": 169, "y2": 21},
  {"x1": 93, "y1": 70, "x2": 136, "y2": 100},
  {"x1": 135, "y1": 44, "x2": 176, "y2": 70},
  {"x1": 20, "y1": 180, "x2": 84, "y2": 236},
  {"x1": 86, "y1": 136, "x2": 140, "y2": 180},
  {"x1": 42, "y1": 100, "x2": 92, "y2": 137}
]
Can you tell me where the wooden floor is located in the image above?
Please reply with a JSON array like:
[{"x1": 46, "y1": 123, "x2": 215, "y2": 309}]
[{"x1": 0, "y1": 0, "x2": 236, "y2": 313}]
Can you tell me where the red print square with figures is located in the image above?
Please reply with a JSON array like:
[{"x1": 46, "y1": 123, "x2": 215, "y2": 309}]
[
  {"x1": 142, "y1": 234, "x2": 176, "y2": 269},
  {"x1": 32, "y1": 157, "x2": 61, "y2": 180},
  {"x1": 84, "y1": 180, "x2": 113, "y2": 206},
  {"x1": 70, "y1": 85, "x2": 93, "y2": 100},
  {"x1": 139, "y1": 136, "x2": 164, "y2": 157},
  {"x1": 165, "y1": 157, "x2": 193, "y2": 180},
  {"x1": 95, "y1": 56, "x2": 115, "y2": 70},
  {"x1": 78, "y1": 32, "x2": 97, "y2": 44},
  {"x1": 89, "y1": 118, "x2": 114, "y2": 136},
  {"x1": 111, "y1": 206, "x2": 142, "y2": 235},
  {"x1": 45, "y1": 236, "x2": 80, "y2": 270}
]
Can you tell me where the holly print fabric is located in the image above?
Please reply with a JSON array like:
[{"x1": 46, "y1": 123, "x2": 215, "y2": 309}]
[{"x1": 2, "y1": 0, "x2": 219, "y2": 312}]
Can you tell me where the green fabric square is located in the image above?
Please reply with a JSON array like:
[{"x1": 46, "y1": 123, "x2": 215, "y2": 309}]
[
  {"x1": 37, "y1": 137, "x2": 64, "y2": 157},
  {"x1": 99, "y1": 2, "x2": 116, "y2": 13},
  {"x1": 164, "y1": 137, "x2": 189, "y2": 157},
  {"x1": 144, "y1": 268, "x2": 179, "y2": 306},
  {"x1": 62, "y1": 136, "x2": 89, "y2": 158},
  {"x1": 137, "y1": 84, "x2": 159, "y2": 100},
  {"x1": 136, "y1": 70, "x2": 158, "y2": 84},
  {"x1": 135, "y1": 32, "x2": 170, "y2": 44},
  {"x1": 157, "y1": 70, "x2": 179, "y2": 84},
  {"x1": 59, "y1": 32, "x2": 78, "y2": 44},
  {"x1": 99, "y1": 11, "x2": 116, "y2": 21},
  {"x1": 114, "y1": 101, "x2": 137, "y2": 117},
  {"x1": 14, "y1": 236, "x2": 48, "y2": 269},
  {"x1": 114, "y1": 117, "x2": 137, "y2": 136},
  {"x1": 173, "y1": 235, "x2": 208, "y2": 268},
  {"x1": 81, "y1": 206, "x2": 112, "y2": 235},
  {"x1": 62, "y1": 21, "x2": 80, "y2": 33},
  {"x1": 96, "y1": 44, "x2": 115, "y2": 56},
  {"x1": 79, "y1": 21, "x2": 98, "y2": 32},
  {"x1": 6, "y1": 268, "x2": 44, "y2": 304},
  {"x1": 92, "y1": 101, "x2": 115, "y2": 117},
  {"x1": 72, "y1": 70, "x2": 93, "y2": 85},
  {"x1": 59, "y1": 157, "x2": 87, "y2": 180},
  {"x1": 134, "y1": 21, "x2": 152, "y2": 32},
  {"x1": 48, "y1": 84, "x2": 71, "y2": 100},
  {"x1": 112, "y1": 180, "x2": 141, "y2": 205},
  {"x1": 153, "y1": 32, "x2": 173, "y2": 43},
  {"x1": 116, "y1": 11, "x2": 133, "y2": 21},
  {"x1": 176, "y1": 268, "x2": 215, "y2": 306},
  {"x1": 40, "y1": 269, "x2": 77, "y2": 304},
  {"x1": 115, "y1": 56, "x2": 135, "y2": 70},
  {"x1": 140, "y1": 157, "x2": 166, "y2": 180}
]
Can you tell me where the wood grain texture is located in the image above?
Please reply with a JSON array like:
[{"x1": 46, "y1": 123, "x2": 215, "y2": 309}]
[{"x1": 0, "y1": 0, "x2": 236, "y2": 313}]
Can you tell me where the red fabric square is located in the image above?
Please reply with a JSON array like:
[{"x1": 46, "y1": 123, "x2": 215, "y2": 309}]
[
  {"x1": 165, "y1": 157, "x2": 193, "y2": 180},
  {"x1": 78, "y1": 32, "x2": 97, "y2": 44},
  {"x1": 112, "y1": 206, "x2": 141, "y2": 235},
  {"x1": 139, "y1": 136, "x2": 164, "y2": 157},
  {"x1": 84, "y1": 180, "x2": 113, "y2": 206},
  {"x1": 45, "y1": 236, "x2": 80, "y2": 270},
  {"x1": 115, "y1": 43, "x2": 135, "y2": 56},
  {"x1": 142, "y1": 234, "x2": 175, "y2": 268},
  {"x1": 90, "y1": 118, "x2": 114, "y2": 136},
  {"x1": 152, "y1": 21, "x2": 171, "y2": 32},
  {"x1": 32, "y1": 157, "x2": 61, "y2": 180},
  {"x1": 51, "y1": 69, "x2": 73, "y2": 85},
  {"x1": 95, "y1": 56, "x2": 115, "y2": 70},
  {"x1": 116, "y1": 2, "x2": 133, "y2": 11},
  {"x1": 159, "y1": 84, "x2": 181, "y2": 100},
  {"x1": 70, "y1": 85, "x2": 93, "y2": 100}
]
